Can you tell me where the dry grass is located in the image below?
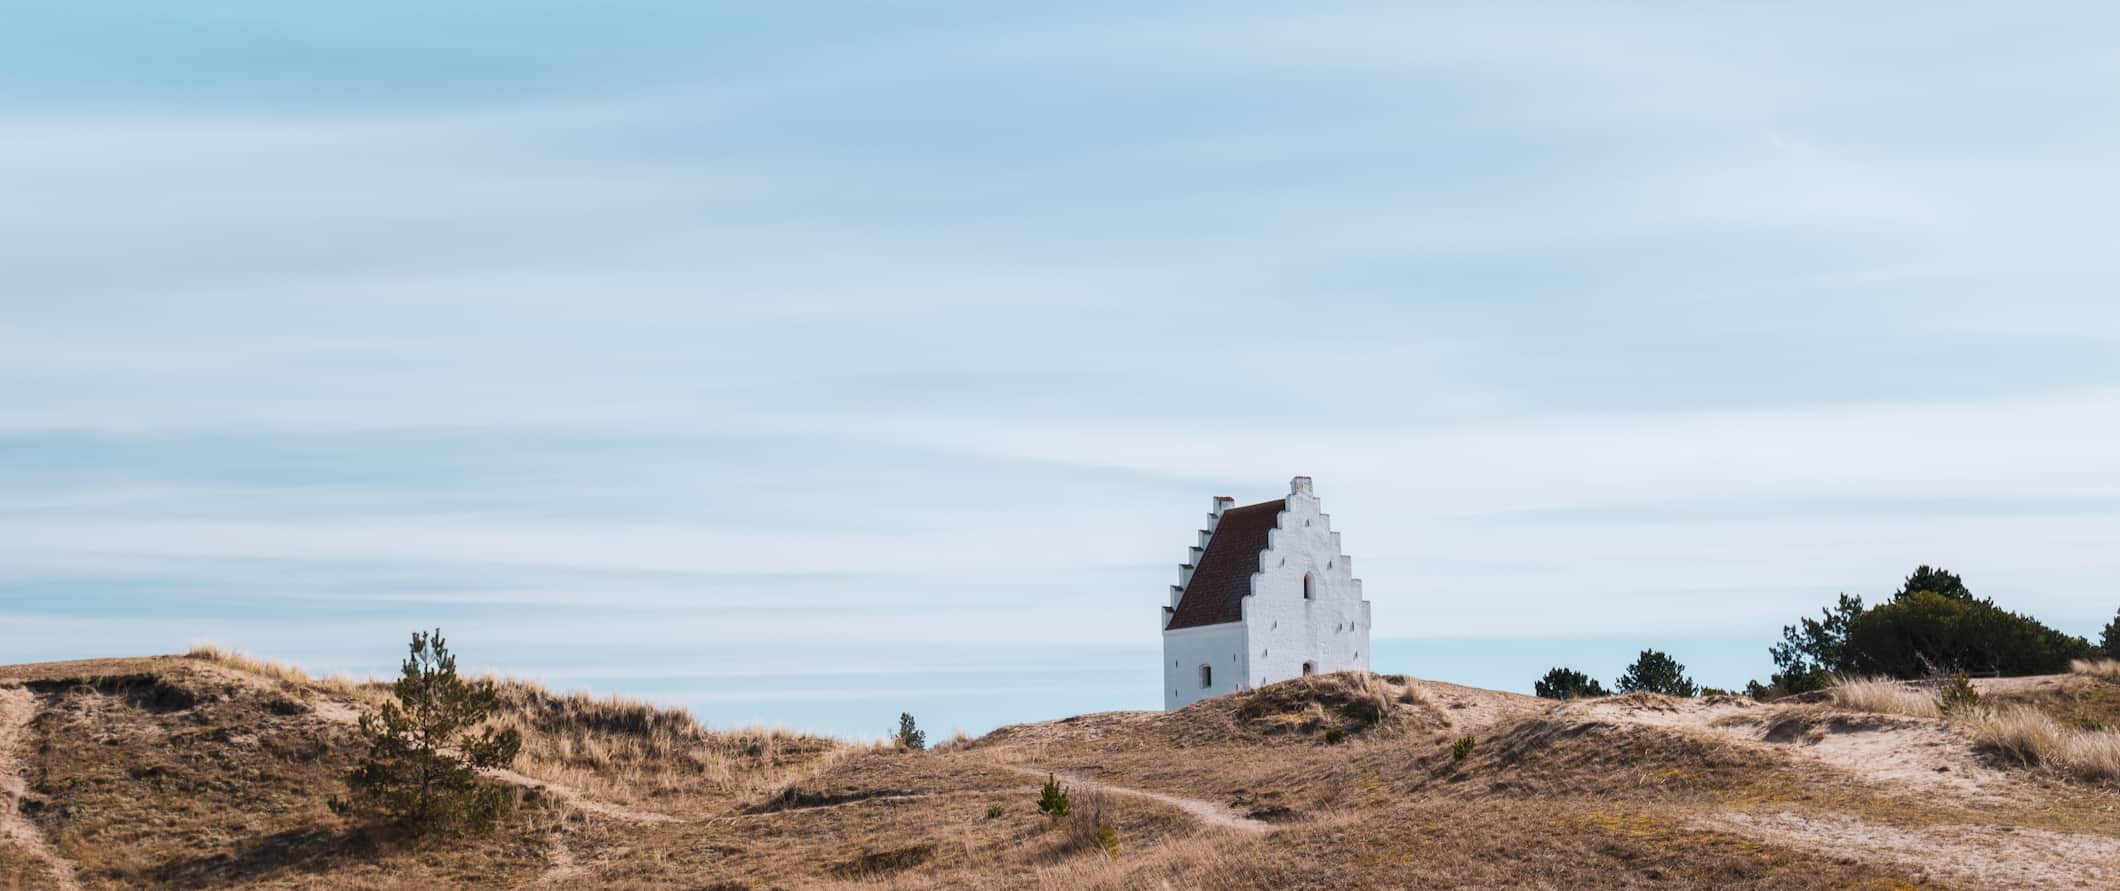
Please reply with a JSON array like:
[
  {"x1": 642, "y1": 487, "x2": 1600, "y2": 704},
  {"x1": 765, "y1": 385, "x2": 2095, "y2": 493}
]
[
  {"x1": 1063, "y1": 786, "x2": 1118, "y2": 857},
  {"x1": 188, "y1": 645, "x2": 846, "y2": 814},
  {"x1": 184, "y1": 643, "x2": 369, "y2": 696},
  {"x1": 487, "y1": 680, "x2": 840, "y2": 810},
  {"x1": 1827, "y1": 675, "x2": 2120, "y2": 785},
  {"x1": 1233, "y1": 671, "x2": 1432, "y2": 738},
  {"x1": 1967, "y1": 703, "x2": 2120, "y2": 783},
  {"x1": 1826, "y1": 677, "x2": 1941, "y2": 719},
  {"x1": 2071, "y1": 658, "x2": 2120, "y2": 678}
]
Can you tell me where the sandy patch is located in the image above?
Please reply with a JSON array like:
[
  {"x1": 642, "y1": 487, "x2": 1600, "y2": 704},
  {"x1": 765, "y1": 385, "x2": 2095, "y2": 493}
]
[
  {"x1": 1404, "y1": 678, "x2": 1547, "y2": 732},
  {"x1": 1567, "y1": 694, "x2": 2023, "y2": 801},
  {"x1": 1701, "y1": 811, "x2": 2120, "y2": 890}
]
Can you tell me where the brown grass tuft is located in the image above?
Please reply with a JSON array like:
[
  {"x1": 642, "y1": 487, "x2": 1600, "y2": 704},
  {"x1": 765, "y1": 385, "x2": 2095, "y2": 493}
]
[
  {"x1": 184, "y1": 643, "x2": 367, "y2": 695},
  {"x1": 2071, "y1": 658, "x2": 2120, "y2": 678},
  {"x1": 1064, "y1": 786, "x2": 1118, "y2": 857},
  {"x1": 485, "y1": 679, "x2": 840, "y2": 809},
  {"x1": 1967, "y1": 703, "x2": 2120, "y2": 783},
  {"x1": 1827, "y1": 675, "x2": 2120, "y2": 785},
  {"x1": 1234, "y1": 671, "x2": 1430, "y2": 738},
  {"x1": 1826, "y1": 677, "x2": 1941, "y2": 718}
]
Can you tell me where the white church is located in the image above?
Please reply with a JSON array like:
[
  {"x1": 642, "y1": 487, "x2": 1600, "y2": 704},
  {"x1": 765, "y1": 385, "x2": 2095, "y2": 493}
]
[{"x1": 1160, "y1": 476, "x2": 1371, "y2": 709}]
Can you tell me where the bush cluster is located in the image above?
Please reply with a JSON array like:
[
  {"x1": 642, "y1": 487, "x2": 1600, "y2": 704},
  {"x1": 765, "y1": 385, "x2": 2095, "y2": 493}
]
[{"x1": 1766, "y1": 566, "x2": 2094, "y2": 693}]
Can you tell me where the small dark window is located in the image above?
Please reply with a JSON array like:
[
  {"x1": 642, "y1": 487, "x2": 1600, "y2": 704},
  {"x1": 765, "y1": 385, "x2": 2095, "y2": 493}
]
[
  {"x1": 1302, "y1": 573, "x2": 1315, "y2": 599},
  {"x1": 1199, "y1": 665, "x2": 1213, "y2": 689},
  {"x1": 1302, "y1": 661, "x2": 1316, "y2": 676}
]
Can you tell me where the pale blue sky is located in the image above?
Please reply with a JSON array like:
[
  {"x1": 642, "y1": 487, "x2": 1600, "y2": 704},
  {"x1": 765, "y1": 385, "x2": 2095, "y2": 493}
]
[{"x1": 5, "y1": 4, "x2": 2118, "y2": 736}]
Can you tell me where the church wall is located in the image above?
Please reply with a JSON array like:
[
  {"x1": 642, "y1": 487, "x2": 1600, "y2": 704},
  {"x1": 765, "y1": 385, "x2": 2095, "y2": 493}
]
[
  {"x1": 1162, "y1": 621, "x2": 1246, "y2": 710},
  {"x1": 1239, "y1": 477, "x2": 1369, "y2": 688}
]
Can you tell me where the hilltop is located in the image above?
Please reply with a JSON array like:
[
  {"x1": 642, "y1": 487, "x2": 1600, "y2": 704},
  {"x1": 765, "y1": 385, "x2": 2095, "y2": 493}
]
[{"x1": 4, "y1": 653, "x2": 2120, "y2": 889}]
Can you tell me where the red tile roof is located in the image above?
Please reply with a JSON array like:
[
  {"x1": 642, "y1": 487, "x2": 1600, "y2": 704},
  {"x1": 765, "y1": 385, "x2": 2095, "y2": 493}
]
[{"x1": 1164, "y1": 498, "x2": 1284, "y2": 630}]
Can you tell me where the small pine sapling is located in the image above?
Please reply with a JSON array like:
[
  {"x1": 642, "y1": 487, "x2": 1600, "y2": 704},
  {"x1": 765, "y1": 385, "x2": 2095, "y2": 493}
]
[
  {"x1": 895, "y1": 712, "x2": 926, "y2": 751},
  {"x1": 1037, "y1": 772, "x2": 1071, "y2": 822},
  {"x1": 1936, "y1": 671, "x2": 1983, "y2": 713},
  {"x1": 1451, "y1": 735, "x2": 1476, "y2": 761}
]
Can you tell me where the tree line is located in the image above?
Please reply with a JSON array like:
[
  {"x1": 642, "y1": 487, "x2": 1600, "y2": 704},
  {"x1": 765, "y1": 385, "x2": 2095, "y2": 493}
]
[{"x1": 1536, "y1": 565, "x2": 2119, "y2": 701}]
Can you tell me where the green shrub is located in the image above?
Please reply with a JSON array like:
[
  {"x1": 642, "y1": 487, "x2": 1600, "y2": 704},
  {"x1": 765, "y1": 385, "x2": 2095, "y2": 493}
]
[
  {"x1": 1063, "y1": 787, "x2": 1117, "y2": 857},
  {"x1": 1846, "y1": 591, "x2": 2092, "y2": 677},
  {"x1": 1937, "y1": 671, "x2": 1983, "y2": 713},
  {"x1": 1094, "y1": 824, "x2": 1119, "y2": 859},
  {"x1": 985, "y1": 804, "x2": 1004, "y2": 820},
  {"x1": 1534, "y1": 667, "x2": 1608, "y2": 700},
  {"x1": 895, "y1": 712, "x2": 926, "y2": 751},
  {"x1": 1450, "y1": 735, "x2": 1476, "y2": 761},
  {"x1": 336, "y1": 629, "x2": 522, "y2": 837},
  {"x1": 1324, "y1": 727, "x2": 1347, "y2": 745},
  {"x1": 1037, "y1": 772, "x2": 1070, "y2": 821},
  {"x1": 1770, "y1": 594, "x2": 1865, "y2": 690},
  {"x1": 1616, "y1": 650, "x2": 1699, "y2": 697},
  {"x1": 1772, "y1": 567, "x2": 2093, "y2": 682}
]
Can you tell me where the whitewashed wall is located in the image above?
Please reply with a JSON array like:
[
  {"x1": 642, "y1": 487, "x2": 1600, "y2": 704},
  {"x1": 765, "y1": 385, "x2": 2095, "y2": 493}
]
[
  {"x1": 1162, "y1": 622, "x2": 1246, "y2": 709},
  {"x1": 1241, "y1": 476, "x2": 1370, "y2": 689}
]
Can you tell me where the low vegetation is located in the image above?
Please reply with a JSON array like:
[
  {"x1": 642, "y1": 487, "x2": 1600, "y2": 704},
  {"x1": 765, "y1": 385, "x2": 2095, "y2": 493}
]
[
  {"x1": 185, "y1": 643, "x2": 368, "y2": 696},
  {"x1": 488, "y1": 680, "x2": 831, "y2": 810},
  {"x1": 1450, "y1": 734, "x2": 1476, "y2": 761},
  {"x1": 1064, "y1": 786, "x2": 1119, "y2": 859},
  {"x1": 1826, "y1": 676, "x2": 1941, "y2": 718},
  {"x1": 2074, "y1": 658, "x2": 2120, "y2": 678},
  {"x1": 1968, "y1": 704, "x2": 2120, "y2": 783},
  {"x1": 1231, "y1": 671, "x2": 1423, "y2": 739},
  {"x1": 1828, "y1": 675, "x2": 2120, "y2": 784},
  {"x1": 1038, "y1": 772, "x2": 1071, "y2": 821}
]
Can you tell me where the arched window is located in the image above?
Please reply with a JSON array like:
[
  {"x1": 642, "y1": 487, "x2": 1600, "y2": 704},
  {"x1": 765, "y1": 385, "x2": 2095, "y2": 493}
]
[
  {"x1": 1302, "y1": 661, "x2": 1316, "y2": 676},
  {"x1": 1302, "y1": 573, "x2": 1315, "y2": 600},
  {"x1": 1199, "y1": 664, "x2": 1213, "y2": 689}
]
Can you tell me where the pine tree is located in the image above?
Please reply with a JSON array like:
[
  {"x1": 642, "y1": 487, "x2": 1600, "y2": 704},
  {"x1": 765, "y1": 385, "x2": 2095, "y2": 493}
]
[
  {"x1": 1037, "y1": 772, "x2": 1071, "y2": 821},
  {"x1": 1615, "y1": 649, "x2": 1699, "y2": 697},
  {"x1": 1896, "y1": 565, "x2": 1975, "y2": 602},
  {"x1": 1768, "y1": 593, "x2": 1865, "y2": 692},
  {"x1": 1533, "y1": 667, "x2": 1608, "y2": 700},
  {"x1": 895, "y1": 712, "x2": 926, "y2": 751},
  {"x1": 338, "y1": 629, "x2": 522, "y2": 836},
  {"x1": 2102, "y1": 609, "x2": 2120, "y2": 660}
]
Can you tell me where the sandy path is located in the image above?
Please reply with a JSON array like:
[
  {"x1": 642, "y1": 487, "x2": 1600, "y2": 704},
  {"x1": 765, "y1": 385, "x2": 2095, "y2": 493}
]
[
  {"x1": 0, "y1": 685, "x2": 82, "y2": 891},
  {"x1": 1700, "y1": 811, "x2": 2120, "y2": 890},
  {"x1": 1004, "y1": 766, "x2": 1271, "y2": 833},
  {"x1": 478, "y1": 766, "x2": 677, "y2": 825}
]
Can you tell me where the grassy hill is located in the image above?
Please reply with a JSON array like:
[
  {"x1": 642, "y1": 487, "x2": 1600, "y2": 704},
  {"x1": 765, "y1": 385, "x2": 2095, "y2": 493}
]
[{"x1": 4, "y1": 653, "x2": 2119, "y2": 889}]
